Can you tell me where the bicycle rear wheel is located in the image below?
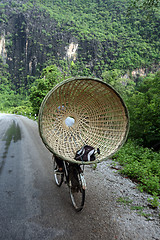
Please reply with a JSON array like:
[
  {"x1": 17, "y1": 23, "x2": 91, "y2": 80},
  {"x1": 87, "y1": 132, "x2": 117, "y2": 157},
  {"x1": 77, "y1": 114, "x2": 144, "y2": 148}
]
[
  {"x1": 53, "y1": 159, "x2": 64, "y2": 187},
  {"x1": 69, "y1": 167, "x2": 85, "y2": 212}
]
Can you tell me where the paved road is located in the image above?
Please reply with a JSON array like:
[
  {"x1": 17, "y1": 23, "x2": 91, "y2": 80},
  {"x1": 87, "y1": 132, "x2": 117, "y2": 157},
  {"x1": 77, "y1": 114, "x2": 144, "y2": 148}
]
[{"x1": 0, "y1": 113, "x2": 119, "y2": 240}]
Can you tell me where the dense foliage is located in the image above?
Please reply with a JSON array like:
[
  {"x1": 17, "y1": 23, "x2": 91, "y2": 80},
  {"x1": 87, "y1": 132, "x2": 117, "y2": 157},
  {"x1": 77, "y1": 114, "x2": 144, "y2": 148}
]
[
  {"x1": 35, "y1": 0, "x2": 160, "y2": 71},
  {"x1": 113, "y1": 140, "x2": 160, "y2": 196},
  {"x1": 0, "y1": 0, "x2": 160, "y2": 91},
  {"x1": 103, "y1": 69, "x2": 160, "y2": 197},
  {"x1": 30, "y1": 65, "x2": 63, "y2": 114},
  {"x1": 130, "y1": 0, "x2": 160, "y2": 11},
  {"x1": 127, "y1": 71, "x2": 160, "y2": 148},
  {"x1": 102, "y1": 70, "x2": 160, "y2": 149}
]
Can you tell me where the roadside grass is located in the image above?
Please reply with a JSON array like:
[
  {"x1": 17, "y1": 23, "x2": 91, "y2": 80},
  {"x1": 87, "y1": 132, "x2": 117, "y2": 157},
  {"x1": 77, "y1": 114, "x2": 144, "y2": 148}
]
[
  {"x1": 117, "y1": 197, "x2": 133, "y2": 205},
  {"x1": 117, "y1": 197, "x2": 152, "y2": 220},
  {"x1": 113, "y1": 140, "x2": 160, "y2": 206}
]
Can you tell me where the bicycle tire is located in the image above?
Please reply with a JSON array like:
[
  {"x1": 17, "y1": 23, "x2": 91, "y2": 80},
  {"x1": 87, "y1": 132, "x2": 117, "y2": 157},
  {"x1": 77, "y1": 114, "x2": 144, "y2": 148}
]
[
  {"x1": 69, "y1": 167, "x2": 85, "y2": 212},
  {"x1": 53, "y1": 159, "x2": 64, "y2": 187}
]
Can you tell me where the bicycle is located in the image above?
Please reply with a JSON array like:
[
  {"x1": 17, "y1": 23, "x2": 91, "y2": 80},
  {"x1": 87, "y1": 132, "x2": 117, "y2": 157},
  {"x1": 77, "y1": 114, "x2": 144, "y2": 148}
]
[
  {"x1": 38, "y1": 77, "x2": 129, "y2": 212},
  {"x1": 53, "y1": 156, "x2": 86, "y2": 212}
]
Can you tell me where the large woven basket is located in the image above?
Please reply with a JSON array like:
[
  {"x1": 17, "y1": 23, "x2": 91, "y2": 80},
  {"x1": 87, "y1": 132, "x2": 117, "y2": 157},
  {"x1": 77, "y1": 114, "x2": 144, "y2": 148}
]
[{"x1": 38, "y1": 77, "x2": 129, "y2": 165}]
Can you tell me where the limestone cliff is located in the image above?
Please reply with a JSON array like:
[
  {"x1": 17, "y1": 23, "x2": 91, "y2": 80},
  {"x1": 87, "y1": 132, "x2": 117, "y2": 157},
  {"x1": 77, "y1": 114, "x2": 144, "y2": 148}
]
[
  {"x1": 0, "y1": 3, "x2": 70, "y2": 87},
  {"x1": 0, "y1": 0, "x2": 159, "y2": 90}
]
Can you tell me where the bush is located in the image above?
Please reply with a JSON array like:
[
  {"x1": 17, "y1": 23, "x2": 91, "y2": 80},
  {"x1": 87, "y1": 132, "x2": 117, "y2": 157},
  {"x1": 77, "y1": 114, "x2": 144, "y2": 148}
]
[
  {"x1": 113, "y1": 139, "x2": 160, "y2": 195},
  {"x1": 10, "y1": 105, "x2": 33, "y2": 115},
  {"x1": 30, "y1": 65, "x2": 63, "y2": 114}
]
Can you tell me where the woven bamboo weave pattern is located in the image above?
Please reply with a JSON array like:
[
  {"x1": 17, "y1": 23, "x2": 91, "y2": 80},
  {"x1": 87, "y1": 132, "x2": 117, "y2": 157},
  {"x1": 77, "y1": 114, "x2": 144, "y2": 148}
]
[{"x1": 38, "y1": 77, "x2": 129, "y2": 165}]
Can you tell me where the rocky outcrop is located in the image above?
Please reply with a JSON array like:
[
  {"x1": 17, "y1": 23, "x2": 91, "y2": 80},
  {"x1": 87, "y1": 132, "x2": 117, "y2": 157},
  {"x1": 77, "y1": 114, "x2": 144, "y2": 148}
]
[
  {"x1": 0, "y1": 0, "x2": 159, "y2": 91},
  {"x1": 0, "y1": 2, "x2": 78, "y2": 89},
  {"x1": 0, "y1": 31, "x2": 7, "y2": 64},
  {"x1": 0, "y1": 1, "x2": 112, "y2": 90}
]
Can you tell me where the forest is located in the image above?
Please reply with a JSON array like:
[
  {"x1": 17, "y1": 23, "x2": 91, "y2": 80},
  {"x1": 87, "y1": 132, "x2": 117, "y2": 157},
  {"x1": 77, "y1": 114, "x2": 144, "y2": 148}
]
[{"x1": 0, "y1": 0, "x2": 160, "y2": 202}]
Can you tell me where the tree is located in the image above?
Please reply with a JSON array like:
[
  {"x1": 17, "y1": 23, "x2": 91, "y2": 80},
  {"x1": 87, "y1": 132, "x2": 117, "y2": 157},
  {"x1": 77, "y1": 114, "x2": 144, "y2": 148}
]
[
  {"x1": 128, "y1": 0, "x2": 160, "y2": 13},
  {"x1": 102, "y1": 69, "x2": 160, "y2": 149},
  {"x1": 30, "y1": 65, "x2": 63, "y2": 114},
  {"x1": 102, "y1": 69, "x2": 135, "y2": 99},
  {"x1": 131, "y1": 0, "x2": 160, "y2": 9},
  {"x1": 127, "y1": 71, "x2": 160, "y2": 148}
]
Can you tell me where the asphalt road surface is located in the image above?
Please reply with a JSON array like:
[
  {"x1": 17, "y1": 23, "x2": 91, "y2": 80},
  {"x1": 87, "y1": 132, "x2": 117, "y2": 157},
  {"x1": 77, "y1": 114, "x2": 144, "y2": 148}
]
[
  {"x1": 0, "y1": 113, "x2": 160, "y2": 240},
  {"x1": 0, "y1": 113, "x2": 120, "y2": 240}
]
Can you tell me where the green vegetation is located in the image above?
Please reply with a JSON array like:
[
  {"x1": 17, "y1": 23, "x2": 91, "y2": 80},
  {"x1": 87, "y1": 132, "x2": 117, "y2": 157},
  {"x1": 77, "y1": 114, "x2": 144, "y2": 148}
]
[
  {"x1": 130, "y1": 205, "x2": 144, "y2": 211},
  {"x1": 117, "y1": 197, "x2": 133, "y2": 205},
  {"x1": 117, "y1": 197, "x2": 154, "y2": 219},
  {"x1": 0, "y1": 0, "x2": 159, "y2": 200},
  {"x1": 30, "y1": 65, "x2": 63, "y2": 114},
  {"x1": 0, "y1": 56, "x2": 32, "y2": 114},
  {"x1": 103, "y1": 70, "x2": 160, "y2": 148},
  {"x1": 113, "y1": 140, "x2": 160, "y2": 195},
  {"x1": 105, "y1": 69, "x2": 160, "y2": 198},
  {"x1": 129, "y1": 0, "x2": 160, "y2": 12},
  {"x1": 117, "y1": 197, "x2": 152, "y2": 219},
  {"x1": 127, "y1": 71, "x2": 160, "y2": 148},
  {"x1": 147, "y1": 193, "x2": 160, "y2": 208},
  {"x1": 2, "y1": 0, "x2": 159, "y2": 83},
  {"x1": 34, "y1": 0, "x2": 160, "y2": 72}
]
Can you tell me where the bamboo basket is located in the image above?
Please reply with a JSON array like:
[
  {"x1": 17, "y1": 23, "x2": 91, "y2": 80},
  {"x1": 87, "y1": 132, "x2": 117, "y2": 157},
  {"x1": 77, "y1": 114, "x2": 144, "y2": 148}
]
[{"x1": 38, "y1": 77, "x2": 129, "y2": 165}]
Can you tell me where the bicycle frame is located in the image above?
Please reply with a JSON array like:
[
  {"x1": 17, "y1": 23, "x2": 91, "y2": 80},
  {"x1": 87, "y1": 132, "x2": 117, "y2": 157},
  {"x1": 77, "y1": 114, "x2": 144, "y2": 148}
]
[
  {"x1": 63, "y1": 161, "x2": 70, "y2": 184},
  {"x1": 53, "y1": 158, "x2": 86, "y2": 211},
  {"x1": 63, "y1": 161, "x2": 86, "y2": 190}
]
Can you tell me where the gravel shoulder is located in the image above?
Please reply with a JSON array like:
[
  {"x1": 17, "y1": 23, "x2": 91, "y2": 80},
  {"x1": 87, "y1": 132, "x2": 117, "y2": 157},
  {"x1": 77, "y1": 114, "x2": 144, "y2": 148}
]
[{"x1": 85, "y1": 160, "x2": 160, "y2": 240}]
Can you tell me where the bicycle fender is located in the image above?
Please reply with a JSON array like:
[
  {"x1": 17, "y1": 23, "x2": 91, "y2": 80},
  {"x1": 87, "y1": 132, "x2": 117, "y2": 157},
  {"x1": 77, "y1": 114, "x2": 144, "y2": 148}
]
[{"x1": 80, "y1": 173, "x2": 87, "y2": 190}]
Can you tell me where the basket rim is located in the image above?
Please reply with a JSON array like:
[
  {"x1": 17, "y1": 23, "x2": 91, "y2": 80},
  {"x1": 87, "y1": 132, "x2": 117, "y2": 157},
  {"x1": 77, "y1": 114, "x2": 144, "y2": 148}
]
[{"x1": 38, "y1": 76, "x2": 130, "y2": 165}]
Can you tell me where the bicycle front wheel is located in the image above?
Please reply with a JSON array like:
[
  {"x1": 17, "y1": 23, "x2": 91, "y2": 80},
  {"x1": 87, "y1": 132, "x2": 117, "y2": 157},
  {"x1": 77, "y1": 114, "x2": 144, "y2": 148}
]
[
  {"x1": 53, "y1": 159, "x2": 64, "y2": 187},
  {"x1": 69, "y1": 167, "x2": 85, "y2": 212}
]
